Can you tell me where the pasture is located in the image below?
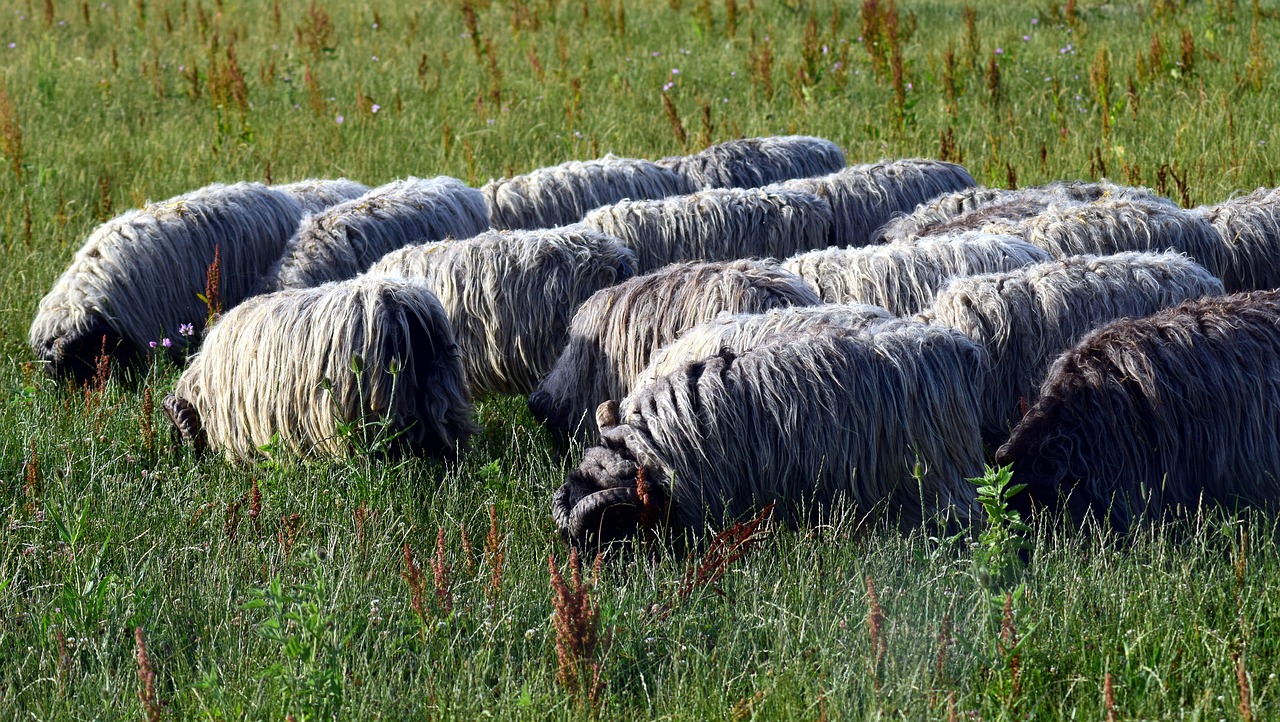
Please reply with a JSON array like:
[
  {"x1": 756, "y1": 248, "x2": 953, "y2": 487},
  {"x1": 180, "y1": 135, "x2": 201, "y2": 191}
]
[{"x1": 2, "y1": 0, "x2": 1279, "y2": 718}]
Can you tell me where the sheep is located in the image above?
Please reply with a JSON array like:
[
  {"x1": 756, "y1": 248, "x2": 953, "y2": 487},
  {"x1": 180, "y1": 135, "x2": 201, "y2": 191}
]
[
  {"x1": 770, "y1": 158, "x2": 977, "y2": 248},
  {"x1": 920, "y1": 252, "x2": 1224, "y2": 443},
  {"x1": 1000, "y1": 199, "x2": 1227, "y2": 277},
  {"x1": 265, "y1": 177, "x2": 490, "y2": 290},
  {"x1": 482, "y1": 155, "x2": 691, "y2": 231},
  {"x1": 29, "y1": 182, "x2": 306, "y2": 382},
  {"x1": 1191, "y1": 187, "x2": 1280, "y2": 292},
  {"x1": 783, "y1": 233, "x2": 1051, "y2": 315},
  {"x1": 272, "y1": 178, "x2": 371, "y2": 215},
  {"x1": 577, "y1": 187, "x2": 833, "y2": 272},
  {"x1": 634, "y1": 303, "x2": 893, "y2": 390},
  {"x1": 995, "y1": 290, "x2": 1280, "y2": 531},
  {"x1": 876, "y1": 180, "x2": 1174, "y2": 243},
  {"x1": 163, "y1": 275, "x2": 476, "y2": 461},
  {"x1": 528, "y1": 259, "x2": 822, "y2": 442},
  {"x1": 367, "y1": 226, "x2": 637, "y2": 396},
  {"x1": 659, "y1": 135, "x2": 846, "y2": 190},
  {"x1": 553, "y1": 320, "x2": 987, "y2": 547}
]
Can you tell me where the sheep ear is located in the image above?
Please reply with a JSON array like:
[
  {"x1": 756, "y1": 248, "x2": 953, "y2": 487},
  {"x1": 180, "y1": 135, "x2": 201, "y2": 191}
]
[{"x1": 595, "y1": 399, "x2": 620, "y2": 431}]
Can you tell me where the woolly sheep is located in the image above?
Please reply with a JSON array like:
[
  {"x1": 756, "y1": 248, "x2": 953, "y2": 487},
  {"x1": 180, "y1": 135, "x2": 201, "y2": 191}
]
[
  {"x1": 783, "y1": 232, "x2": 1051, "y2": 315},
  {"x1": 29, "y1": 182, "x2": 305, "y2": 382},
  {"x1": 875, "y1": 180, "x2": 1174, "y2": 243},
  {"x1": 367, "y1": 226, "x2": 637, "y2": 396},
  {"x1": 999, "y1": 199, "x2": 1226, "y2": 277},
  {"x1": 163, "y1": 275, "x2": 475, "y2": 461},
  {"x1": 528, "y1": 260, "x2": 822, "y2": 442},
  {"x1": 482, "y1": 155, "x2": 691, "y2": 231},
  {"x1": 272, "y1": 178, "x2": 371, "y2": 215},
  {"x1": 659, "y1": 135, "x2": 846, "y2": 190},
  {"x1": 996, "y1": 290, "x2": 1280, "y2": 530},
  {"x1": 634, "y1": 304, "x2": 893, "y2": 389},
  {"x1": 554, "y1": 320, "x2": 987, "y2": 547},
  {"x1": 1192, "y1": 187, "x2": 1280, "y2": 292},
  {"x1": 265, "y1": 177, "x2": 489, "y2": 290},
  {"x1": 771, "y1": 158, "x2": 976, "y2": 247},
  {"x1": 577, "y1": 187, "x2": 833, "y2": 272},
  {"x1": 921, "y1": 252, "x2": 1224, "y2": 443}
]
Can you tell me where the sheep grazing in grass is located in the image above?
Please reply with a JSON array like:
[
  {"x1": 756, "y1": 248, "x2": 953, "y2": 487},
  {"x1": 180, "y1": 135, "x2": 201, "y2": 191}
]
[
  {"x1": 1002, "y1": 199, "x2": 1227, "y2": 277},
  {"x1": 659, "y1": 135, "x2": 846, "y2": 190},
  {"x1": 783, "y1": 233, "x2": 1051, "y2": 315},
  {"x1": 265, "y1": 177, "x2": 489, "y2": 291},
  {"x1": 634, "y1": 304, "x2": 893, "y2": 390},
  {"x1": 482, "y1": 155, "x2": 691, "y2": 231},
  {"x1": 163, "y1": 275, "x2": 476, "y2": 461},
  {"x1": 996, "y1": 290, "x2": 1280, "y2": 530},
  {"x1": 1192, "y1": 187, "x2": 1280, "y2": 292},
  {"x1": 578, "y1": 187, "x2": 833, "y2": 272},
  {"x1": 272, "y1": 178, "x2": 371, "y2": 215},
  {"x1": 771, "y1": 159, "x2": 977, "y2": 248},
  {"x1": 921, "y1": 252, "x2": 1224, "y2": 443},
  {"x1": 29, "y1": 182, "x2": 305, "y2": 382},
  {"x1": 367, "y1": 226, "x2": 637, "y2": 396},
  {"x1": 553, "y1": 320, "x2": 987, "y2": 547},
  {"x1": 528, "y1": 259, "x2": 822, "y2": 442},
  {"x1": 876, "y1": 180, "x2": 1174, "y2": 243}
]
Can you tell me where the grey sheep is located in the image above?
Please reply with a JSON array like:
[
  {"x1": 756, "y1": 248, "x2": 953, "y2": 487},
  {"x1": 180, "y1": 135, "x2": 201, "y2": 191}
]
[
  {"x1": 996, "y1": 290, "x2": 1280, "y2": 530},
  {"x1": 265, "y1": 176, "x2": 490, "y2": 290},
  {"x1": 921, "y1": 252, "x2": 1224, "y2": 443},
  {"x1": 482, "y1": 154, "x2": 691, "y2": 230},
  {"x1": 554, "y1": 320, "x2": 987, "y2": 547},
  {"x1": 578, "y1": 187, "x2": 833, "y2": 273},
  {"x1": 634, "y1": 303, "x2": 893, "y2": 389},
  {"x1": 783, "y1": 232, "x2": 1051, "y2": 315},
  {"x1": 1192, "y1": 187, "x2": 1280, "y2": 292},
  {"x1": 771, "y1": 158, "x2": 976, "y2": 247},
  {"x1": 163, "y1": 275, "x2": 476, "y2": 461},
  {"x1": 29, "y1": 182, "x2": 305, "y2": 382},
  {"x1": 528, "y1": 259, "x2": 822, "y2": 442},
  {"x1": 876, "y1": 180, "x2": 1174, "y2": 243},
  {"x1": 659, "y1": 135, "x2": 846, "y2": 190},
  {"x1": 367, "y1": 226, "x2": 637, "y2": 396}
]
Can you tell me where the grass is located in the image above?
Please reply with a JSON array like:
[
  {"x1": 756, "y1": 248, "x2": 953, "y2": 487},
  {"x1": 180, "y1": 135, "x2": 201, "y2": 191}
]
[{"x1": 1, "y1": 0, "x2": 1279, "y2": 718}]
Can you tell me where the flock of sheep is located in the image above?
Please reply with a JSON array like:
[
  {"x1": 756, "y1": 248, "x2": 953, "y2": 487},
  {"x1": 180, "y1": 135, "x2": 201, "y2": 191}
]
[{"x1": 27, "y1": 135, "x2": 1280, "y2": 548}]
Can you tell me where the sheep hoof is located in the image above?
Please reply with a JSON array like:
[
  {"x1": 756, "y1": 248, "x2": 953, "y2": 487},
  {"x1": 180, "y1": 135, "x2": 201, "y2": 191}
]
[{"x1": 163, "y1": 393, "x2": 207, "y2": 454}]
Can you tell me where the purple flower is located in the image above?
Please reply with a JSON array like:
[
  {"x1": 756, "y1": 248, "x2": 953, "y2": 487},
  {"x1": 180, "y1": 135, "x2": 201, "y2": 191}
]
[
  {"x1": 671, "y1": 68, "x2": 679, "y2": 75},
  {"x1": 662, "y1": 81, "x2": 674, "y2": 92},
  {"x1": 906, "y1": 82, "x2": 913, "y2": 90},
  {"x1": 179, "y1": 323, "x2": 194, "y2": 337},
  {"x1": 161, "y1": 338, "x2": 172, "y2": 348},
  {"x1": 149, "y1": 341, "x2": 157, "y2": 349},
  {"x1": 335, "y1": 114, "x2": 344, "y2": 124},
  {"x1": 7, "y1": 43, "x2": 13, "y2": 49},
  {"x1": 371, "y1": 55, "x2": 379, "y2": 62},
  {"x1": 371, "y1": 103, "x2": 381, "y2": 113},
  {"x1": 995, "y1": 47, "x2": 1004, "y2": 54},
  {"x1": 1031, "y1": 17, "x2": 1039, "y2": 24},
  {"x1": 651, "y1": 51, "x2": 660, "y2": 57},
  {"x1": 1023, "y1": 35, "x2": 1030, "y2": 42}
]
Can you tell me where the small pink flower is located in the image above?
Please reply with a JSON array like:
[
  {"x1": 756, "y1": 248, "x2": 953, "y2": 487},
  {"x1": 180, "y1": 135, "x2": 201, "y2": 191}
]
[
  {"x1": 371, "y1": 104, "x2": 381, "y2": 113},
  {"x1": 161, "y1": 338, "x2": 172, "y2": 348},
  {"x1": 149, "y1": 341, "x2": 157, "y2": 349}
]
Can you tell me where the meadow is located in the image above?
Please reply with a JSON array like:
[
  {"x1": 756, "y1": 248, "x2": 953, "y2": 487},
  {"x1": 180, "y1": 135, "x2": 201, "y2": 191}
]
[{"x1": 2, "y1": 0, "x2": 1280, "y2": 718}]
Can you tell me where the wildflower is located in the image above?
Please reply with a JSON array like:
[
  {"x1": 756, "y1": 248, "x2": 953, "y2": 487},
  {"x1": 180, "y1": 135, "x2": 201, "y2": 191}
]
[
  {"x1": 1031, "y1": 17, "x2": 1039, "y2": 24},
  {"x1": 179, "y1": 323, "x2": 194, "y2": 337},
  {"x1": 335, "y1": 114, "x2": 344, "y2": 124},
  {"x1": 663, "y1": 81, "x2": 674, "y2": 91},
  {"x1": 822, "y1": 45, "x2": 828, "y2": 54},
  {"x1": 149, "y1": 341, "x2": 157, "y2": 349},
  {"x1": 372, "y1": 22, "x2": 378, "y2": 29},
  {"x1": 161, "y1": 338, "x2": 172, "y2": 348},
  {"x1": 371, "y1": 103, "x2": 381, "y2": 113},
  {"x1": 486, "y1": 118, "x2": 494, "y2": 125},
  {"x1": 1023, "y1": 35, "x2": 1030, "y2": 41},
  {"x1": 371, "y1": 55, "x2": 379, "y2": 61},
  {"x1": 671, "y1": 68, "x2": 679, "y2": 75},
  {"x1": 7, "y1": 43, "x2": 13, "y2": 49},
  {"x1": 651, "y1": 51, "x2": 660, "y2": 57},
  {"x1": 996, "y1": 48, "x2": 1004, "y2": 54},
  {"x1": 178, "y1": 65, "x2": 185, "y2": 71}
]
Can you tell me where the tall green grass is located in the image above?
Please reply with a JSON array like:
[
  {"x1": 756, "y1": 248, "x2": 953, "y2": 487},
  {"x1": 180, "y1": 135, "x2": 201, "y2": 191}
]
[{"x1": 2, "y1": 0, "x2": 1279, "y2": 718}]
